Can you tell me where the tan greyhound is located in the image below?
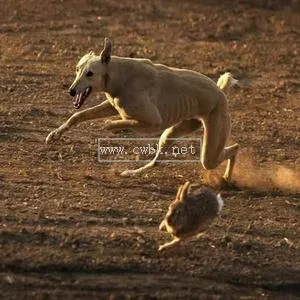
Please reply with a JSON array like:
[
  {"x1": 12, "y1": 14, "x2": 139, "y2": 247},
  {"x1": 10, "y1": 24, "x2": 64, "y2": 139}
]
[{"x1": 46, "y1": 38, "x2": 239, "y2": 182}]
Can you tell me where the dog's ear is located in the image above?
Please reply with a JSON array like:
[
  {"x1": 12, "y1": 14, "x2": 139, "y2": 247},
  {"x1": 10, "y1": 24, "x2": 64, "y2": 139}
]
[{"x1": 100, "y1": 38, "x2": 112, "y2": 64}]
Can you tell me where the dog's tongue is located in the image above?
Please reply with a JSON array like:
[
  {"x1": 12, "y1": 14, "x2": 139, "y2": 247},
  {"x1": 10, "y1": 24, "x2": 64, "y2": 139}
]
[
  {"x1": 73, "y1": 94, "x2": 81, "y2": 107},
  {"x1": 73, "y1": 94, "x2": 78, "y2": 106}
]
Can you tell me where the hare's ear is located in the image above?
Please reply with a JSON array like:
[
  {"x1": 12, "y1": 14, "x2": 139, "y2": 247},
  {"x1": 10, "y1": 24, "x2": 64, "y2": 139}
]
[
  {"x1": 176, "y1": 184, "x2": 184, "y2": 200},
  {"x1": 100, "y1": 37, "x2": 112, "y2": 63},
  {"x1": 179, "y1": 181, "x2": 190, "y2": 201}
]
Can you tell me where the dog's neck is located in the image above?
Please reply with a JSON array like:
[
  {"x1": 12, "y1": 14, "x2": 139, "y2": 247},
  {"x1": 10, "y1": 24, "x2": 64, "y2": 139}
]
[{"x1": 104, "y1": 56, "x2": 134, "y2": 98}]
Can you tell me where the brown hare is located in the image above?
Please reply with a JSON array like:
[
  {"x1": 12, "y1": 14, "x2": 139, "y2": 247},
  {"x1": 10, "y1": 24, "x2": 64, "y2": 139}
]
[{"x1": 158, "y1": 181, "x2": 223, "y2": 251}]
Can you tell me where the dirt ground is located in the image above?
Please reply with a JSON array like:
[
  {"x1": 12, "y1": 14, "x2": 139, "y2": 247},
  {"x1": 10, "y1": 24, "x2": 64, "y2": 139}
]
[{"x1": 1, "y1": 0, "x2": 300, "y2": 299}]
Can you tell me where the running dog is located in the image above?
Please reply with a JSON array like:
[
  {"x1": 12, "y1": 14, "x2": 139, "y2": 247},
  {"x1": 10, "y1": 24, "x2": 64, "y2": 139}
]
[{"x1": 46, "y1": 38, "x2": 239, "y2": 182}]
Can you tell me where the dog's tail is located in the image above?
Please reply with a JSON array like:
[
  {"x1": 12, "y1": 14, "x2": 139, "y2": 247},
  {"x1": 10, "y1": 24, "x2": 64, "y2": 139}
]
[{"x1": 217, "y1": 72, "x2": 239, "y2": 94}]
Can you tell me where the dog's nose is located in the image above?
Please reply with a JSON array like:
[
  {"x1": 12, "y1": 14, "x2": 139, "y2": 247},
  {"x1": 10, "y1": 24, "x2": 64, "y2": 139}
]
[{"x1": 69, "y1": 88, "x2": 76, "y2": 97}]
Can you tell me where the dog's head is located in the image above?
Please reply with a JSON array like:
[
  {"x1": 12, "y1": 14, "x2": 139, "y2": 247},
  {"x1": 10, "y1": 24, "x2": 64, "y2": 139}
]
[{"x1": 68, "y1": 38, "x2": 112, "y2": 109}]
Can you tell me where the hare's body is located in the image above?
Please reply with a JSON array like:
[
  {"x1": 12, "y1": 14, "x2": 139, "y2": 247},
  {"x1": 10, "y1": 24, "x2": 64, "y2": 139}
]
[
  {"x1": 168, "y1": 186, "x2": 221, "y2": 238},
  {"x1": 159, "y1": 182, "x2": 223, "y2": 251}
]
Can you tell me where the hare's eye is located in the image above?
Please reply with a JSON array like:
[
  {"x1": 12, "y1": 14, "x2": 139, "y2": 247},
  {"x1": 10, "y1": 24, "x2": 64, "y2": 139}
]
[
  {"x1": 86, "y1": 70, "x2": 94, "y2": 77},
  {"x1": 76, "y1": 67, "x2": 79, "y2": 73}
]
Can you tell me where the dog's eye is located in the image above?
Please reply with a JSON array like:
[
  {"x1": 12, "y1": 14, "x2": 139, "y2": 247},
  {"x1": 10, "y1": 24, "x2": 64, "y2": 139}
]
[{"x1": 86, "y1": 70, "x2": 94, "y2": 77}]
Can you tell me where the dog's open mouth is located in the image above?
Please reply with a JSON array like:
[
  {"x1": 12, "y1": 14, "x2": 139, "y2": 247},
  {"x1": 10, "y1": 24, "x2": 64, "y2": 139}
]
[{"x1": 73, "y1": 87, "x2": 92, "y2": 109}]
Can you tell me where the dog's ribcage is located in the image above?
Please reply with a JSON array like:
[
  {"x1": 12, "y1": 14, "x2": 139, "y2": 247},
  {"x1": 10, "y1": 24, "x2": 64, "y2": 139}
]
[{"x1": 153, "y1": 69, "x2": 219, "y2": 127}]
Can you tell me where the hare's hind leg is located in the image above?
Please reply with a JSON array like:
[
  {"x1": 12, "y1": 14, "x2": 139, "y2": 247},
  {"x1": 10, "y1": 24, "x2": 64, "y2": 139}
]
[{"x1": 201, "y1": 108, "x2": 239, "y2": 183}]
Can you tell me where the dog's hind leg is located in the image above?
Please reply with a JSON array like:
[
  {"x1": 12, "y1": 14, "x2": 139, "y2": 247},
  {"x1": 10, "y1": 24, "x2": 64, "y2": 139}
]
[
  {"x1": 46, "y1": 100, "x2": 118, "y2": 143},
  {"x1": 222, "y1": 143, "x2": 239, "y2": 182},
  {"x1": 201, "y1": 107, "x2": 239, "y2": 183},
  {"x1": 103, "y1": 119, "x2": 164, "y2": 136},
  {"x1": 120, "y1": 119, "x2": 202, "y2": 177}
]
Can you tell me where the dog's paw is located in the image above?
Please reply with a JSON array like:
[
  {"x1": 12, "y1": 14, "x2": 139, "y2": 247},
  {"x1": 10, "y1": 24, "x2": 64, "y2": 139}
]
[
  {"x1": 120, "y1": 169, "x2": 137, "y2": 177},
  {"x1": 45, "y1": 129, "x2": 61, "y2": 144},
  {"x1": 103, "y1": 120, "x2": 114, "y2": 130},
  {"x1": 220, "y1": 177, "x2": 240, "y2": 191}
]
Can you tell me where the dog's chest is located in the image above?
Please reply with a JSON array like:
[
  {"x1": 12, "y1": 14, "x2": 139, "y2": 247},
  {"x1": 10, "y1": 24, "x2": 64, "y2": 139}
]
[{"x1": 105, "y1": 93, "x2": 130, "y2": 119}]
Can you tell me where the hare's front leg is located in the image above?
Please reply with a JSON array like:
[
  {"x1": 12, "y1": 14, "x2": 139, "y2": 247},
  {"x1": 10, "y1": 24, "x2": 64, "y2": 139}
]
[
  {"x1": 159, "y1": 219, "x2": 167, "y2": 231},
  {"x1": 158, "y1": 237, "x2": 180, "y2": 252}
]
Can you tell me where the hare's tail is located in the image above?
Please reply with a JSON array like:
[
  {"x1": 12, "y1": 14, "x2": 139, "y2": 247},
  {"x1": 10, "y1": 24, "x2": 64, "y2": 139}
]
[
  {"x1": 216, "y1": 193, "x2": 224, "y2": 214},
  {"x1": 217, "y1": 72, "x2": 239, "y2": 94}
]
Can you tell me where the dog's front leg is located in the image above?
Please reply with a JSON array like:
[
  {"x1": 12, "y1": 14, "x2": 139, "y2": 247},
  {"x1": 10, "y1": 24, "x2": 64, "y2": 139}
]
[
  {"x1": 103, "y1": 119, "x2": 163, "y2": 133},
  {"x1": 103, "y1": 119, "x2": 140, "y2": 131},
  {"x1": 120, "y1": 119, "x2": 202, "y2": 177},
  {"x1": 46, "y1": 100, "x2": 117, "y2": 143},
  {"x1": 120, "y1": 129, "x2": 166, "y2": 177}
]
